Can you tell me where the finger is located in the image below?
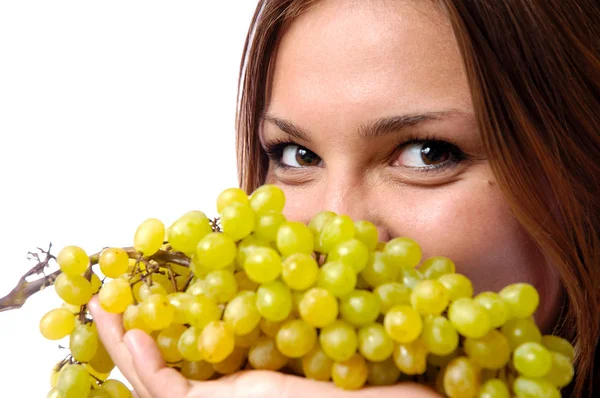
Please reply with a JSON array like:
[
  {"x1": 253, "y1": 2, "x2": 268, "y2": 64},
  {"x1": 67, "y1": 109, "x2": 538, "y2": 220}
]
[
  {"x1": 124, "y1": 329, "x2": 191, "y2": 397},
  {"x1": 88, "y1": 296, "x2": 152, "y2": 398}
]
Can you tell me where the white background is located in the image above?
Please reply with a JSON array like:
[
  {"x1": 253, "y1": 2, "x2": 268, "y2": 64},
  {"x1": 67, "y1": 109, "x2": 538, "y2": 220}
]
[{"x1": 0, "y1": 1, "x2": 258, "y2": 396}]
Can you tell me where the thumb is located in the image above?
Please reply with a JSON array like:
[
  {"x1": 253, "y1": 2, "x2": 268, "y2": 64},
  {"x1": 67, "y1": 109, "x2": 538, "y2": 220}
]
[{"x1": 124, "y1": 329, "x2": 191, "y2": 398}]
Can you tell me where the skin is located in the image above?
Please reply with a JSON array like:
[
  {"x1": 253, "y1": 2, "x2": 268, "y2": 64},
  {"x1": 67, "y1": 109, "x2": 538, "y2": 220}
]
[{"x1": 91, "y1": 0, "x2": 562, "y2": 396}]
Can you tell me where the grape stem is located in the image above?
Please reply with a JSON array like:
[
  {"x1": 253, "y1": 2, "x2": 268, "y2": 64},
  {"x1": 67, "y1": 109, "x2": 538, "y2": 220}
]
[{"x1": 0, "y1": 244, "x2": 191, "y2": 312}]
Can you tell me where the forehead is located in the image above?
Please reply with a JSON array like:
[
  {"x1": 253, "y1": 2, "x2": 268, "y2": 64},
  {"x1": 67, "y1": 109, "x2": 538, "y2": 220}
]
[{"x1": 267, "y1": 0, "x2": 473, "y2": 122}]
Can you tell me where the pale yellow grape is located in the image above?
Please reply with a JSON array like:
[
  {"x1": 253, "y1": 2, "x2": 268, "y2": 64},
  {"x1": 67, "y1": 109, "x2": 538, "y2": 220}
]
[
  {"x1": 383, "y1": 237, "x2": 422, "y2": 268},
  {"x1": 339, "y1": 290, "x2": 380, "y2": 327},
  {"x1": 544, "y1": 351, "x2": 574, "y2": 388},
  {"x1": 361, "y1": 252, "x2": 399, "y2": 287},
  {"x1": 90, "y1": 272, "x2": 102, "y2": 294},
  {"x1": 248, "y1": 335, "x2": 289, "y2": 370},
  {"x1": 168, "y1": 211, "x2": 212, "y2": 255},
  {"x1": 257, "y1": 280, "x2": 293, "y2": 322},
  {"x1": 541, "y1": 335, "x2": 575, "y2": 361},
  {"x1": 167, "y1": 292, "x2": 193, "y2": 325},
  {"x1": 195, "y1": 232, "x2": 237, "y2": 270},
  {"x1": 234, "y1": 270, "x2": 259, "y2": 291},
  {"x1": 141, "y1": 293, "x2": 175, "y2": 330},
  {"x1": 243, "y1": 246, "x2": 282, "y2": 283},
  {"x1": 157, "y1": 324, "x2": 186, "y2": 363},
  {"x1": 447, "y1": 298, "x2": 491, "y2": 339},
  {"x1": 235, "y1": 235, "x2": 271, "y2": 269},
  {"x1": 353, "y1": 220, "x2": 379, "y2": 251},
  {"x1": 54, "y1": 272, "x2": 93, "y2": 306},
  {"x1": 260, "y1": 316, "x2": 291, "y2": 338},
  {"x1": 328, "y1": 238, "x2": 370, "y2": 273},
  {"x1": 499, "y1": 282, "x2": 539, "y2": 319},
  {"x1": 464, "y1": 329, "x2": 511, "y2": 370},
  {"x1": 134, "y1": 218, "x2": 165, "y2": 256},
  {"x1": 89, "y1": 340, "x2": 115, "y2": 374},
  {"x1": 60, "y1": 302, "x2": 81, "y2": 314},
  {"x1": 223, "y1": 291, "x2": 261, "y2": 335},
  {"x1": 101, "y1": 379, "x2": 133, "y2": 398},
  {"x1": 317, "y1": 260, "x2": 357, "y2": 298},
  {"x1": 213, "y1": 346, "x2": 248, "y2": 374},
  {"x1": 302, "y1": 343, "x2": 333, "y2": 381},
  {"x1": 198, "y1": 321, "x2": 235, "y2": 363},
  {"x1": 181, "y1": 360, "x2": 215, "y2": 381},
  {"x1": 367, "y1": 357, "x2": 400, "y2": 386},
  {"x1": 513, "y1": 377, "x2": 560, "y2": 398},
  {"x1": 331, "y1": 354, "x2": 368, "y2": 390},
  {"x1": 69, "y1": 323, "x2": 98, "y2": 362},
  {"x1": 40, "y1": 308, "x2": 76, "y2": 340},
  {"x1": 308, "y1": 210, "x2": 336, "y2": 251},
  {"x1": 512, "y1": 342, "x2": 552, "y2": 378},
  {"x1": 185, "y1": 294, "x2": 221, "y2": 329},
  {"x1": 479, "y1": 378, "x2": 510, "y2": 398},
  {"x1": 88, "y1": 389, "x2": 111, "y2": 398},
  {"x1": 396, "y1": 266, "x2": 423, "y2": 288},
  {"x1": 177, "y1": 326, "x2": 203, "y2": 361},
  {"x1": 249, "y1": 184, "x2": 285, "y2": 214},
  {"x1": 410, "y1": 279, "x2": 450, "y2": 316},
  {"x1": 57, "y1": 245, "x2": 89, "y2": 276},
  {"x1": 319, "y1": 320, "x2": 358, "y2": 362},
  {"x1": 99, "y1": 278, "x2": 133, "y2": 314},
  {"x1": 443, "y1": 356, "x2": 480, "y2": 398},
  {"x1": 474, "y1": 291, "x2": 511, "y2": 328},
  {"x1": 383, "y1": 305, "x2": 423, "y2": 343},
  {"x1": 217, "y1": 187, "x2": 249, "y2": 213},
  {"x1": 421, "y1": 316, "x2": 459, "y2": 356},
  {"x1": 221, "y1": 203, "x2": 256, "y2": 242},
  {"x1": 98, "y1": 247, "x2": 129, "y2": 278},
  {"x1": 298, "y1": 287, "x2": 338, "y2": 328},
  {"x1": 47, "y1": 388, "x2": 61, "y2": 398},
  {"x1": 418, "y1": 256, "x2": 455, "y2": 279},
  {"x1": 234, "y1": 325, "x2": 261, "y2": 348},
  {"x1": 357, "y1": 323, "x2": 393, "y2": 362},
  {"x1": 276, "y1": 221, "x2": 314, "y2": 256},
  {"x1": 275, "y1": 319, "x2": 317, "y2": 358},
  {"x1": 319, "y1": 215, "x2": 355, "y2": 253},
  {"x1": 501, "y1": 317, "x2": 542, "y2": 350},
  {"x1": 254, "y1": 211, "x2": 286, "y2": 242},
  {"x1": 392, "y1": 336, "x2": 428, "y2": 375},
  {"x1": 437, "y1": 273, "x2": 473, "y2": 301},
  {"x1": 122, "y1": 304, "x2": 152, "y2": 334},
  {"x1": 281, "y1": 253, "x2": 319, "y2": 291},
  {"x1": 138, "y1": 282, "x2": 168, "y2": 302},
  {"x1": 56, "y1": 364, "x2": 91, "y2": 398},
  {"x1": 374, "y1": 282, "x2": 411, "y2": 314},
  {"x1": 203, "y1": 269, "x2": 238, "y2": 303}
]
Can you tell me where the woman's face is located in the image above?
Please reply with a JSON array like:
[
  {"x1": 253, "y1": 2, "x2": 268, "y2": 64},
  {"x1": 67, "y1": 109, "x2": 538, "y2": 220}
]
[{"x1": 260, "y1": 0, "x2": 561, "y2": 331}]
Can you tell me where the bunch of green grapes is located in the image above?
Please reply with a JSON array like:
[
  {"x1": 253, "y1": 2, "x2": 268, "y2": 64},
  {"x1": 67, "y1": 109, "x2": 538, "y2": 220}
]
[{"x1": 38, "y1": 184, "x2": 575, "y2": 398}]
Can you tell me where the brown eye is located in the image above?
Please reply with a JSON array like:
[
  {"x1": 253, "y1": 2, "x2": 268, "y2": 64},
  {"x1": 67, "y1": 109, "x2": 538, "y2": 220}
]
[
  {"x1": 282, "y1": 145, "x2": 322, "y2": 167},
  {"x1": 396, "y1": 140, "x2": 461, "y2": 169},
  {"x1": 420, "y1": 142, "x2": 451, "y2": 165}
]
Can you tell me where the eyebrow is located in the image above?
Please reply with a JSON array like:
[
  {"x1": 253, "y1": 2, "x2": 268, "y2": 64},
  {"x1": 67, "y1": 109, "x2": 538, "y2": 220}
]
[{"x1": 262, "y1": 110, "x2": 464, "y2": 142}]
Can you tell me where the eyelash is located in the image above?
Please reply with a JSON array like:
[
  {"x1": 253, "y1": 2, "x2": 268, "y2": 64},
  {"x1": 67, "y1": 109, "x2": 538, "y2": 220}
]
[{"x1": 262, "y1": 133, "x2": 469, "y2": 172}]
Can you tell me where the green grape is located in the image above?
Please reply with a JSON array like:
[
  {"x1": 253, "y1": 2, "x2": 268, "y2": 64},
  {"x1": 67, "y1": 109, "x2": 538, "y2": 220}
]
[
  {"x1": 438, "y1": 273, "x2": 473, "y2": 301},
  {"x1": 443, "y1": 357, "x2": 480, "y2": 398},
  {"x1": 69, "y1": 323, "x2": 98, "y2": 362},
  {"x1": 40, "y1": 308, "x2": 76, "y2": 340},
  {"x1": 99, "y1": 278, "x2": 133, "y2": 314},
  {"x1": 479, "y1": 378, "x2": 510, "y2": 398},
  {"x1": 141, "y1": 293, "x2": 175, "y2": 330},
  {"x1": 361, "y1": 252, "x2": 398, "y2": 287},
  {"x1": 181, "y1": 360, "x2": 215, "y2": 381},
  {"x1": 374, "y1": 282, "x2": 411, "y2": 314},
  {"x1": 57, "y1": 245, "x2": 89, "y2": 276},
  {"x1": 133, "y1": 218, "x2": 165, "y2": 256},
  {"x1": 447, "y1": 298, "x2": 491, "y2": 339},
  {"x1": 220, "y1": 203, "x2": 256, "y2": 242},
  {"x1": 396, "y1": 266, "x2": 423, "y2": 288},
  {"x1": 185, "y1": 294, "x2": 222, "y2": 329},
  {"x1": 302, "y1": 343, "x2": 333, "y2": 381},
  {"x1": 203, "y1": 269, "x2": 238, "y2": 303},
  {"x1": 217, "y1": 187, "x2": 249, "y2": 213},
  {"x1": 56, "y1": 364, "x2": 91, "y2": 398},
  {"x1": 308, "y1": 210, "x2": 336, "y2": 251},
  {"x1": 248, "y1": 335, "x2": 289, "y2": 370},
  {"x1": 499, "y1": 283, "x2": 539, "y2": 319},
  {"x1": 254, "y1": 211, "x2": 286, "y2": 242},
  {"x1": 353, "y1": 220, "x2": 379, "y2": 251},
  {"x1": 319, "y1": 215, "x2": 355, "y2": 253},
  {"x1": 167, "y1": 211, "x2": 212, "y2": 255},
  {"x1": 464, "y1": 329, "x2": 511, "y2": 370},
  {"x1": 357, "y1": 323, "x2": 393, "y2": 362},
  {"x1": 223, "y1": 291, "x2": 261, "y2": 335},
  {"x1": 513, "y1": 342, "x2": 552, "y2": 378},
  {"x1": 101, "y1": 379, "x2": 133, "y2": 398},
  {"x1": 275, "y1": 319, "x2": 317, "y2": 358},
  {"x1": 243, "y1": 246, "x2": 282, "y2": 283},
  {"x1": 213, "y1": 346, "x2": 248, "y2": 374},
  {"x1": 54, "y1": 272, "x2": 93, "y2": 306},
  {"x1": 383, "y1": 305, "x2": 423, "y2": 343},
  {"x1": 541, "y1": 335, "x2": 575, "y2": 361},
  {"x1": 319, "y1": 320, "x2": 358, "y2": 362},
  {"x1": 367, "y1": 357, "x2": 401, "y2": 386},
  {"x1": 177, "y1": 326, "x2": 203, "y2": 361},
  {"x1": 418, "y1": 256, "x2": 455, "y2": 278},
  {"x1": 392, "y1": 336, "x2": 428, "y2": 375},
  {"x1": 501, "y1": 317, "x2": 542, "y2": 350},
  {"x1": 137, "y1": 282, "x2": 168, "y2": 302},
  {"x1": 383, "y1": 237, "x2": 422, "y2": 268},
  {"x1": 122, "y1": 304, "x2": 152, "y2": 334},
  {"x1": 198, "y1": 321, "x2": 235, "y2": 363},
  {"x1": 331, "y1": 354, "x2": 368, "y2": 390},
  {"x1": 249, "y1": 184, "x2": 285, "y2": 214},
  {"x1": 328, "y1": 239, "x2": 370, "y2": 273},
  {"x1": 99, "y1": 247, "x2": 130, "y2": 278},
  {"x1": 513, "y1": 377, "x2": 560, "y2": 398},
  {"x1": 157, "y1": 324, "x2": 187, "y2": 363},
  {"x1": 298, "y1": 287, "x2": 338, "y2": 327},
  {"x1": 234, "y1": 270, "x2": 259, "y2": 291},
  {"x1": 544, "y1": 351, "x2": 574, "y2": 388},
  {"x1": 276, "y1": 221, "x2": 314, "y2": 256},
  {"x1": 194, "y1": 232, "x2": 237, "y2": 270},
  {"x1": 281, "y1": 253, "x2": 319, "y2": 291},
  {"x1": 166, "y1": 292, "x2": 193, "y2": 325},
  {"x1": 317, "y1": 260, "x2": 357, "y2": 298},
  {"x1": 234, "y1": 325, "x2": 261, "y2": 348},
  {"x1": 234, "y1": 235, "x2": 271, "y2": 269},
  {"x1": 256, "y1": 280, "x2": 293, "y2": 322},
  {"x1": 474, "y1": 291, "x2": 511, "y2": 328},
  {"x1": 410, "y1": 279, "x2": 450, "y2": 316},
  {"x1": 340, "y1": 290, "x2": 380, "y2": 327},
  {"x1": 421, "y1": 315, "x2": 459, "y2": 356},
  {"x1": 88, "y1": 340, "x2": 115, "y2": 374}
]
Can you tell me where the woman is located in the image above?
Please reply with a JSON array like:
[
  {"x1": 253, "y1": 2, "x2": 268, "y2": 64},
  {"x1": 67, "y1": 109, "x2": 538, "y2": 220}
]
[{"x1": 89, "y1": 0, "x2": 600, "y2": 396}]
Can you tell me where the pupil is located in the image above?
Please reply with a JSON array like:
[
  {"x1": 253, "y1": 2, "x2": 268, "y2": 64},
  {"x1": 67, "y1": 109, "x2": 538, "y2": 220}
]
[
  {"x1": 296, "y1": 148, "x2": 318, "y2": 166},
  {"x1": 421, "y1": 142, "x2": 449, "y2": 165}
]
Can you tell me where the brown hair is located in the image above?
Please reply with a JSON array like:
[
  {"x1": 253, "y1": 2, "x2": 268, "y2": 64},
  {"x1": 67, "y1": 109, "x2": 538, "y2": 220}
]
[{"x1": 235, "y1": 0, "x2": 600, "y2": 396}]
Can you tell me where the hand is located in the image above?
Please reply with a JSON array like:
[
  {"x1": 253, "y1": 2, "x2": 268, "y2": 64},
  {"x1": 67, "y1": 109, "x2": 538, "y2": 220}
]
[{"x1": 88, "y1": 296, "x2": 442, "y2": 398}]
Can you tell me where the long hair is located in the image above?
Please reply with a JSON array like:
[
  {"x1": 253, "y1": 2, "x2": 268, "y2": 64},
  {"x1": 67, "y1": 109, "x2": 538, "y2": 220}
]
[{"x1": 235, "y1": 1, "x2": 600, "y2": 396}]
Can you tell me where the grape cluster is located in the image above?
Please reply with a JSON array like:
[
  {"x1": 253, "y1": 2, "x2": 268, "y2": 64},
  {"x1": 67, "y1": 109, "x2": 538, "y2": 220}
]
[{"x1": 39, "y1": 184, "x2": 575, "y2": 398}]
